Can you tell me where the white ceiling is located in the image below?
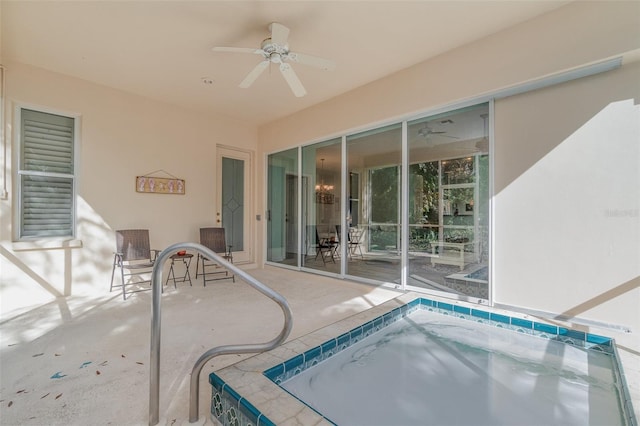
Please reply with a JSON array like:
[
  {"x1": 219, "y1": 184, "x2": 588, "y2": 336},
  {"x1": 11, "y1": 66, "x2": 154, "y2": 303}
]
[{"x1": 1, "y1": 1, "x2": 569, "y2": 127}]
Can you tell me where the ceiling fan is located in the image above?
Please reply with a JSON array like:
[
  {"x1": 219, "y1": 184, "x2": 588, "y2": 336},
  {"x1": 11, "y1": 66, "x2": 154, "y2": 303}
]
[
  {"x1": 417, "y1": 124, "x2": 459, "y2": 140},
  {"x1": 212, "y1": 22, "x2": 335, "y2": 97}
]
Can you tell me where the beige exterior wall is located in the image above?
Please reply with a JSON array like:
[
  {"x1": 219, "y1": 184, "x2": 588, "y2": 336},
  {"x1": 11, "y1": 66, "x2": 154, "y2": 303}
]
[
  {"x1": 256, "y1": 1, "x2": 639, "y2": 334},
  {"x1": 494, "y1": 61, "x2": 639, "y2": 329},
  {"x1": 1, "y1": 62, "x2": 257, "y2": 314}
]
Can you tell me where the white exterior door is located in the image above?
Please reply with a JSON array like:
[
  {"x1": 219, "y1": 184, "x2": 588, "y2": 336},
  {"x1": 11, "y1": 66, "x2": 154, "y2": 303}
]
[{"x1": 217, "y1": 146, "x2": 253, "y2": 264}]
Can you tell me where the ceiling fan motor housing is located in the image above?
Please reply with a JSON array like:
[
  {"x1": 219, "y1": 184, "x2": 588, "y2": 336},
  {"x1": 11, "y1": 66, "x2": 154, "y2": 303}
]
[{"x1": 261, "y1": 38, "x2": 288, "y2": 62}]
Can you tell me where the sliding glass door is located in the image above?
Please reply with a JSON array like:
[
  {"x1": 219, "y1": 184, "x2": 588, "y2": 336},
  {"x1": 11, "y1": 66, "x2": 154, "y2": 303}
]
[
  {"x1": 301, "y1": 138, "x2": 342, "y2": 273},
  {"x1": 346, "y1": 124, "x2": 402, "y2": 283},
  {"x1": 407, "y1": 104, "x2": 490, "y2": 298},
  {"x1": 266, "y1": 102, "x2": 491, "y2": 301},
  {"x1": 267, "y1": 149, "x2": 298, "y2": 265}
]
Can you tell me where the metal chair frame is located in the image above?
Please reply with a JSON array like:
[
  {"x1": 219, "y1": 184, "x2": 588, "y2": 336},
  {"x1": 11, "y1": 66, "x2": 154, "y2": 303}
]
[
  {"x1": 336, "y1": 225, "x2": 363, "y2": 259},
  {"x1": 195, "y1": 227, "x2": 234, "y2": 285},
  {"x1": 110, "y1": 229, "x2": 159, "y2": 300}
]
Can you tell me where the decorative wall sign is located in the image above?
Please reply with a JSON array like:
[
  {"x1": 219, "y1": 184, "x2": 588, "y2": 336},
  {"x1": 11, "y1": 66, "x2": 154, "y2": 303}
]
[{"x1": 136, "y1": 170, "x2": 185, "y2": 194}]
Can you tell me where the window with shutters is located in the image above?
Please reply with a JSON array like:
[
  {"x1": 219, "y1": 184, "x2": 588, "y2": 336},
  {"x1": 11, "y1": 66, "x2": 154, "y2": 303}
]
[{"x1": 18, "y1": 108, "x2": 77, "y2": 239}]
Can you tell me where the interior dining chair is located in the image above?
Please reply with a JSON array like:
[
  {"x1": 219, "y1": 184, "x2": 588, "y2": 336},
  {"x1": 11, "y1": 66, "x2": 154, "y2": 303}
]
[
  {"x1": 336, "y1": 225, "x2": 363, "y2": 260},
  {"x1": 310, "y1": 225, "x2": 336, "y2": 265},
  {"x1": 110, "y1": 229, "x2": 159, "y2": 300},
  {"x1": 195, "y1": 227, "x2": 234, "y2": 286}
]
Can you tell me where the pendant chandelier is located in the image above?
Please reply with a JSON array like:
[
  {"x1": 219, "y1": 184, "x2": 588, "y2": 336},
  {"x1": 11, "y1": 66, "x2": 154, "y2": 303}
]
[{"x1": 315, "y1": 159, "x2": 334, "y2": 204}]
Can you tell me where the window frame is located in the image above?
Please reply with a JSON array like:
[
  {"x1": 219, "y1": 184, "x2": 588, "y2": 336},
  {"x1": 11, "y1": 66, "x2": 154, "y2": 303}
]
[{"x1": 14, "y1": 104, "x2": 81, "y2": 242}]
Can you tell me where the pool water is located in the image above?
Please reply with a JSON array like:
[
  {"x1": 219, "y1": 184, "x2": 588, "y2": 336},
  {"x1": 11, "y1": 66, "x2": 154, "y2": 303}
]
[
  {"x1": 466, "y1": 266, "x2": 488, "y2": 280},
  {"x1": 281, "y1": 309, "x2": 624, "y2": 425}
]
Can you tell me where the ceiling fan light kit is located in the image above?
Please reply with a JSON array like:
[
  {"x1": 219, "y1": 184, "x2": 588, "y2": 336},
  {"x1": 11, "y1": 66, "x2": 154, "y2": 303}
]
[{"x1": 212, "y1": 22, "x2": 335, "y2": 97}]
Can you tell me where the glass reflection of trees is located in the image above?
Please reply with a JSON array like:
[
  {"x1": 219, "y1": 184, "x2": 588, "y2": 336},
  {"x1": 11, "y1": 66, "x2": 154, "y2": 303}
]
[
  {"x1": 442, "y1": 157, "x2": 474, "y2": 185},
  {"x1": 409, "y1": 161, "x2": 439, "y2": 225}
]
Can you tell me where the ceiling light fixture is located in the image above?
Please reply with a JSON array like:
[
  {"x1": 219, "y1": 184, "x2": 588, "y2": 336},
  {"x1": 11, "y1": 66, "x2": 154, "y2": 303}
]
[{"x1": 315, "y1": 159, "x2": 335, "y2": 204}]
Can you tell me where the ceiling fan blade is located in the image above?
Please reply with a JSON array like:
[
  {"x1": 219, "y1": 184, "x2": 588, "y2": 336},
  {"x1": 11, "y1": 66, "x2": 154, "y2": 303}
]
[
  {"x1": 212, "y1": 47, "x2": 263, "y2": 55},
  {"x1": 269, "y1": 22, "x2": 290, "y2": 46},
  {"x1": 279, "y1": 63, "x2": 306, "y2": 97},
  {"x1": 286, "y1": 51, "x2": 336, "y2": 70},
  {"x1": 239, "y1": 60, "x2": 269, "y2": 88}
]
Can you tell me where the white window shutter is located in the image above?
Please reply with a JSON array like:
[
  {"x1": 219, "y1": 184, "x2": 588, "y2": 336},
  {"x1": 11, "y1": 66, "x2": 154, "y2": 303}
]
[{"x1": 20, "y1": 109, "x2": 75, "y2": 238}]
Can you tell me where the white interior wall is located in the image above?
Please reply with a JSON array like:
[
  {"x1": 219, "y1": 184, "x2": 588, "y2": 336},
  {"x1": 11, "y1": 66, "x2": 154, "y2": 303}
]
[{"x1": 0, "y1": 62, "x2": 257, "y2": 315}]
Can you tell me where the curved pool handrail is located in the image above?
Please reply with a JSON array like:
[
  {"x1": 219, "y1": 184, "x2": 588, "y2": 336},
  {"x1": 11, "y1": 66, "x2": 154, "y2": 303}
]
[{"x1": 148, "y1": 242, "x2": 293, "y2": 426}]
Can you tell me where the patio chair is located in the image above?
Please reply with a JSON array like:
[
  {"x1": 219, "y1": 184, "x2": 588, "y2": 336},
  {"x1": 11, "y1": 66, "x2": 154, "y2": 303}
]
[
  {"x1": 195, "y1": 227, "x2": 234, "y2": 286},
  {"x1": 110, "y1": 229, "x2": 160, "y2": 300}
]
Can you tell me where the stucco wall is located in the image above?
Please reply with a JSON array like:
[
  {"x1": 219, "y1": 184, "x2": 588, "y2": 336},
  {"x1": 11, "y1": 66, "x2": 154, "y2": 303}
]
[
  {"x1": 255, "y1": 1, "x2": 640, "y2": 331},
  {"x1": 0, "y1": 62, "x2": 257, "y2": 314},
  {"x1": 494, "y1": 61, "x2": 639, "y2": 330}
]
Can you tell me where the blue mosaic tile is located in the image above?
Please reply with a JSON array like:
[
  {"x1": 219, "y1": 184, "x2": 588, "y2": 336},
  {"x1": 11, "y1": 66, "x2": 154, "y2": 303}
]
[
  {"x1": 559, "y1": 328, "x2": 586, "y2": 341},
  {"x1": 534, "y1": 322, "x2": 558, "y2": 335},
  {"x1": 510, "y1": 317, "x2": 533, "y2": 330},
  {"x1": 372, "y1": 316, "x2": 384, "y2": 330},
  {"x1": 586, "y1": 334, "x2": 611, "y2": 346},
  {"x1": 321, "y1": 338, "x2": 337, "y2": 354},
  {"x1": 419, "y1": 298, "x2": 435, "y2": 307},
  {"x1": 210, "y1": 372, "x2": 226, "y2": 389},
  {"x1": 222, "y1": 382, "x2": 241, "y2": 402},
  {"x1": 407, "y1": 298, "x2": 421, "y2": 309},
  {"x1": 211, "y1": 390, "x2": 224, "y2": 418},
  {"x1": 336, "y1": 332, "x2": 350, "y2": 348},
  {"x1": 284, "y1": 354, "x2": 304, "y2": 377},
  {"x1": 210, "y1": 372, "x2": 278, "y2": 426},
  {"x1": 239, "y1": 397, "x2": 261, "y2": 423},
  {"x1": 257, "y1": 414, "x2": 276, "y2": 426},
  {"x1": 390, "y1": 307, "x2": 402, "y2": 319},
  {"x1": 362, "y1": 320, "x2": 374, "y2": 337},
  {"x1": 437, "y1": 301, "x2": 454, "y2": 312},
  {"x1": 407, "y1": 304, "x2": 420, "y2": 315},
  {"x1": 490, "y1": 313, "x2": 510, "y2": 324},
  {"x1": 350, "y1": 326, "x2": 363, "y2": 342},
  {"x1": 263, "y1": 363, "x2": 284, "y2": 381},
  {"x1": 471, "y1": 309, "x2": 490, "y2": 320},
  {"x1": 304, "y1": 346, "x2": 322, "y2": 367},
  {"x1": 454, "y1": 305, "x2": 471, "y2": 315}
]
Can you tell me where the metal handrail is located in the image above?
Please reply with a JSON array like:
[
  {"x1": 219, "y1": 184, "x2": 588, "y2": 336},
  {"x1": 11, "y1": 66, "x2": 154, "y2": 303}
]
[{"x1": 149, "y1": 242, "x2": 293, "y2": 426}]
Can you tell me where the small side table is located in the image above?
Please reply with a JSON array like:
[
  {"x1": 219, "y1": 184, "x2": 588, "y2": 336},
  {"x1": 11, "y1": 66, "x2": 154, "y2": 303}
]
[{"x1": 166, "y1": 253, "x2": 194, "y2": 288}]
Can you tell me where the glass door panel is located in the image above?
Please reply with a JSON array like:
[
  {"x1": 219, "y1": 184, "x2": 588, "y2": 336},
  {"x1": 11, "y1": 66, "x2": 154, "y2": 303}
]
[
  {"x1": 346, "y1": 123, "x2": 402, "y2": 283},
  {"x1": 407, "y1": 103, "x2": 490, "y2": 299},
  {"x1": 267, "y1": 149, "x2": 298, "y2": 265},
  {"x1": 301, "y1": 138, "x2": 341, "y2": 273},
  {"x1": 217, "y1": 147, "x2": 252, "y2": 263}
]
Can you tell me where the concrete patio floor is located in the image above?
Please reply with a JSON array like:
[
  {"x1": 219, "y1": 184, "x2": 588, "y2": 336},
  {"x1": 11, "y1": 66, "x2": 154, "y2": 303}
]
[
  {"x1": 1, "y1": 266, "x2": 638, "y2": 425},
  {"x1": 0, "y1": 267, "x2": 402, "y2": 425}
]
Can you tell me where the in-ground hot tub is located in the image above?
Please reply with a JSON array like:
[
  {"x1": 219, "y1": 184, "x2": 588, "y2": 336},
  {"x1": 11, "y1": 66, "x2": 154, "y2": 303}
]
[{"x1": 210, "y1": 295, "x2": 635, "y2": 425}]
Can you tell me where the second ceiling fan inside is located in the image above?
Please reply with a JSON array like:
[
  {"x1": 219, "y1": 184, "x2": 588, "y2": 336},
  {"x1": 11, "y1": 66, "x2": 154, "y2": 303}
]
[{"x1": 212, "y1": 22, "x2": 335, "y2": 97}]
